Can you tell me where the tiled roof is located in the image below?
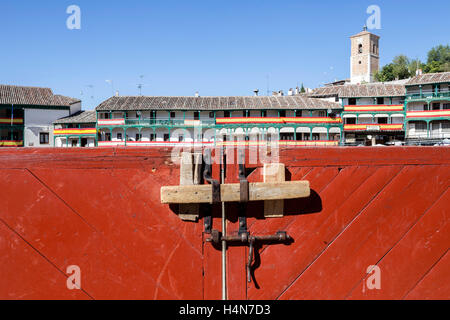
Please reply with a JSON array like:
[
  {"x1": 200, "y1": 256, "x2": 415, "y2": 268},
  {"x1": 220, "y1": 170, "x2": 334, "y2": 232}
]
[
  {"x1": 0, "y1": 84, "x2": 80, "y2": 106},
  {"x1": 406, "y1": 72, "x2": 450, "y2": 86},
  {"x1": 311, "y1": 83, "x2": 406, "y2": 98},
  {"x1": 53, "y1": 111, "x2": 96, "y2": 124},
  {"x1": 95, "y1": 96, "x2": 342, "y2": 111}
]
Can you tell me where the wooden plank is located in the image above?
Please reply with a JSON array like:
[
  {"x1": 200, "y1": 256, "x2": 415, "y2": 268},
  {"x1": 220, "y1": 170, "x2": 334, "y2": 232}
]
[
  {"x1": 279, "y1": 165, "x2": 450, "y2": 300},
  {"x1": 249, "y1": 165, "x2": 381, "y2": 299},
  {"x1": 405, "y1": 251, "x2": 450, "y2": 300},
  {"x1": 161, "y1": 181, "x2": 310, "y2": 204},
  {"x1": 346, "y1": 188, "x2": 450, "y2": 299},
  {"x1": 264, "y1": 163, "x2": 285, "y2": 218},
  {"x1": 178, "y1": 152, "x2": 199, "y2": 221}
]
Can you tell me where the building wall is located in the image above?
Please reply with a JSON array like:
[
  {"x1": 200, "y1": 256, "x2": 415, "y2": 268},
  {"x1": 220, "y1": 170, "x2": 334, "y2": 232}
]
[
  {"x1": 24, "y1": 108, "x2": 70, "y2": 147},
  {"x1": 350, "y1": 33, "x2": 379, "y2": 84}
]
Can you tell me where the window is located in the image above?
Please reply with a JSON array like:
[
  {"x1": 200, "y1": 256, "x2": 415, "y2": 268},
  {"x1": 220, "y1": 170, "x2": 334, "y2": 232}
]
[
  {"x1": 373, "y1": 44, "x2": 376, "y2": 54},
  {"x1": 279, "y1": 111, "x2": 286, "y2": 117},
  {"x1": 261, "y1": 111, "x2": 267, "y2": 117},
  {"x1": 224, "y1": 111, "x2": 231, "y2": 118},
  {"x1": 432, "y1": 103, "x2": 440, "y2": 110},
  {"x1": 346, "y1": 118, "x2": 356, "y2": 125},
  {"x1": 178, "y1": 135, "x2": 184, "y2": 142},
  {"x1": 318, "y1": 111, "x2": 326, "y2": 117},
  {"x1": 117, "y1": 133, "x2": 122, "y2": 140},
  {"x1": 280, "y1": 133, "x2": 294, "y2": 141},
  {"x1": 377, "y1": 97, "x2": 385, "y2": 105},
  {"x1": 194, "y1": 112, "x2": 200, "y2": 120},
  {"x1": 39, "y1": 133, "x2": 49, "y2": 145},
  {"x1": 295, "y1": 110, "x2": 302, "y2": 117},
  {"x1": 105, "y1": 133, "x2": 111, "y2": 141},
  {"x1": 136, "y1": 134, "x2": 142, "y2": 141},
  {"x1": 170, "y1": 112, "x2": 176, "y2": 119},
  {"x1": 243, "y1": 110, "x2": 247, "y2": 117},
  {"x1": 209, "y1": 112, "x2": 214, "y2": 118},
  {"x1": 150, "y1": 134, "x2": 156, "y2": 141},
  {"x1": 442, "y1": 122, "x2": 450, "y2": 132},
  {"x1": 312, "y1": 133, "x2": 320, "y2": 141},
  {"x1": 377, "y1": 117, "x2": 388, "y2": 124},
  {"x1": 443, "y1": 104, "x2": 450, "y2": 110},
  {"x1": 150, "y1": 111, "x2": 157, "y2": 119},
  {"x1": 415, "y1": 122, "x2": 427, "y2": 131},
  {"x1": 358, "y1": 44, "x2": 363, "y2": 54},
  {"x1": 163, "y1": 134, "x2": 170, "y2": 142},
  {"x1": 349, "y1": 98, "x2": 357, "y2": 105}
]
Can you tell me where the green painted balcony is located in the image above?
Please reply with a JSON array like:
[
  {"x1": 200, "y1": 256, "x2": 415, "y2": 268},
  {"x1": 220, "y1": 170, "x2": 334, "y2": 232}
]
[{"x1": 406, "y1": 91, "x2": 450, "y2": 102}]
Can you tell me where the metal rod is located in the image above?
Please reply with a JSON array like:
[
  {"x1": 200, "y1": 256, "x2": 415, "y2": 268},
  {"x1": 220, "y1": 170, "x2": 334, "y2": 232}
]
[{"x1": 221, "y1": 147, "x2": 227, "y2": 301}]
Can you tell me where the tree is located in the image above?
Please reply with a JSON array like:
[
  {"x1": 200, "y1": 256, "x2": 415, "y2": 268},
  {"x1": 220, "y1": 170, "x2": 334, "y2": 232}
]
[
  {"x1": 374, "y1": 63, "x2": 395, "y2": 82},
  {"x1": 408, "y1": 58, "x2": 425, "y2": 76},
  {"x1": 391, "y1": 55, "x2": 411, "y2": 80},
  {"x1": 425, "y1": 45, "x2": 450, "y2": 73},
  {"x1": 300, "y1": 83, "x2": 306, "y2": 93}
]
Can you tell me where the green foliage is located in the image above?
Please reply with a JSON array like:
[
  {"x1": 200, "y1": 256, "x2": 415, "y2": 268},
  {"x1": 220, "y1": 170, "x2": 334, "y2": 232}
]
[
  {"x1": 300, "y1": 83, "x2": 306, "y2": 93},
  {"x1": 375, "y1": 45, "x2": 449, "y2": 82}
]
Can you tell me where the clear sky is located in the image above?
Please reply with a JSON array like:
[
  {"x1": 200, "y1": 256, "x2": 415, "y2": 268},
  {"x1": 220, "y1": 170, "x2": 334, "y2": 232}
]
[{"x1": 1, "y1": 0, "x2": 449, "y2": 109}]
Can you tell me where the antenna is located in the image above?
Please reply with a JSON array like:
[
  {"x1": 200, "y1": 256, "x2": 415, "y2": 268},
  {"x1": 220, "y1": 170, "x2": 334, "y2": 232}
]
[
  {"x1": 85, "y1": 85, "x2": 95, "y2": 100},
  {"x1": 137, "y1": 75, "x2": 145, "y2": 96},
  {"x1": 105, "y1": 80, "x2": 115, "y2": 96}
]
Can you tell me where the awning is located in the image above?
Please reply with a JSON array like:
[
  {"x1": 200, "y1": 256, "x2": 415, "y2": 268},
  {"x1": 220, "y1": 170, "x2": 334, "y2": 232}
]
[
  {"x1": 280, "y1": 127, "x2": 295, "y2": 133},
  {"x1": 312, "y1": 127, "x2": 328, "y2": 134},
  {"x1": 296, "y1": 127, "x2": 311, "y2": 133},
  {"x1": 391, "y1": 114, "x2": 405, "y2": 118},
  {"x1": 329, "y1": 127, "x2": 341, "y2": 134},
  {"x1": 343, "y1": 114, "x2": 357, "y2": 118},
  {"x1": 358, "y1": 114, "x2": 373, "y2": 119},
  {"x1": 374, "y1": 114, "x2": 389, "y2": 118}
]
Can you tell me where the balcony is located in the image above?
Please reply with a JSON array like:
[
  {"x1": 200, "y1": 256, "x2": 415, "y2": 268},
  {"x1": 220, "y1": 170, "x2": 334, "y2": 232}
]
[
  {"x1": 0, "y1": 140, "x2": 23, "y2": 147},
  {"x1": 344, "y1": 124, "x2": 404, "y2": 132},
  {"x1": 406, "y1": 110, "x2": 450, "y2": 119},
  {"x1": 98, "y1": 118, "x2": 216, "y2": 127},
  {"x1": 0, "y1": 118, "x2": 24, "y2": 125},
  {"x1": 406, "y1": 91, "x2": 450, "y2": 102},
  {"x1": 215, "y1": 117, "x2": 342, "y2": 125},
  {"x1": 54, "y1": 128, "x2": 97, "y2": 136},
  {"x1": 343, "y1": 105, "x2": 404, "y2": 112}
]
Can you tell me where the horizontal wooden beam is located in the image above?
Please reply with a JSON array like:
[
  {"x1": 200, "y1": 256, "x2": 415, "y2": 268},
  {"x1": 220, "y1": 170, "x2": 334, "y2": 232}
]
[{"x1": 161, "y1": 181, "x2": 310, "y2": 204}]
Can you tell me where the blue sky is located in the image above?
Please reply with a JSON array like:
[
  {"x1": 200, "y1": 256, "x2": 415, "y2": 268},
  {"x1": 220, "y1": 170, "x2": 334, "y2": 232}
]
[{"x1": 1, "y1": 0, "x2": 449, "y2": 109}]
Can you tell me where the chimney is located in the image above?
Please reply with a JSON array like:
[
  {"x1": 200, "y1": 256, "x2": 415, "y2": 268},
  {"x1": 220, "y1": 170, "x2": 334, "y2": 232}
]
[
  {"x1": 295, "y1": 87, "x2": 300, "y2": 95},
  {"x1": 416, "y1": 69, "x2": 423, "y2": 76},
  {"x1": 195, "y1": 91, "x2": 200, "y2": 97},
  {"x1": 278, "y1": 90, "x2": 284, "y2": 97},
  {"x1": 288, "y1": 88, "x2": 294, "y2": 96},
  {"x1": 115, "y1": 91, "x2": 119, "y2": 97},
  {"x1": 253, "y1": 89, "x2": 259, "y2": 96}
]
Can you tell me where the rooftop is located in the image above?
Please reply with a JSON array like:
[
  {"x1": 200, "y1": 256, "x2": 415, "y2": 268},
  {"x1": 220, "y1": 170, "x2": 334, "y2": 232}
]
[
  {"x1": 0, "y1": 84, "x2": 80, "y2": 107},
  {"x1": 54, "y1": 111, "x2": 96, "y2": 124},
  {"x1": 406, "y1": 72, "x2": 450, "y2": 86},
  {"x1": 96, "y1": 96, "x2": 342, "y2": 111},
  {"x1": 310, "y1": 82, "x2": 406, "y2": 98}
]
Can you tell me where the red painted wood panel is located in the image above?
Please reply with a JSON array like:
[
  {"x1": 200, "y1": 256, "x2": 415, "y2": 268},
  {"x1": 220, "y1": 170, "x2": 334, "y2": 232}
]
[
  {"x1": 279, "y1": 166, "x2": 450, "y2": 300},
  {"x1": 346, "y1": 189, "x2": 450, "y2": 299},
  {"x1": 405, "y1": 250, "x2": 450, "y2": 300},
  {"x1": 0, "y1": 147, "x2": 448, "y2": 300}
]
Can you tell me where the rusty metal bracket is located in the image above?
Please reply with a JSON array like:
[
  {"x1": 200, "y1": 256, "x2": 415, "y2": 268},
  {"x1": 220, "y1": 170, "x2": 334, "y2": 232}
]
[
  {"x1": 203, "y1": 149, "x2": 220, "y2": 234},
  {"x1": 206, "y1": 230, "x2": 292, "y2": 283},
  {"x1": 238, "y1": 149, "x2": 249, "y2": 236}
]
